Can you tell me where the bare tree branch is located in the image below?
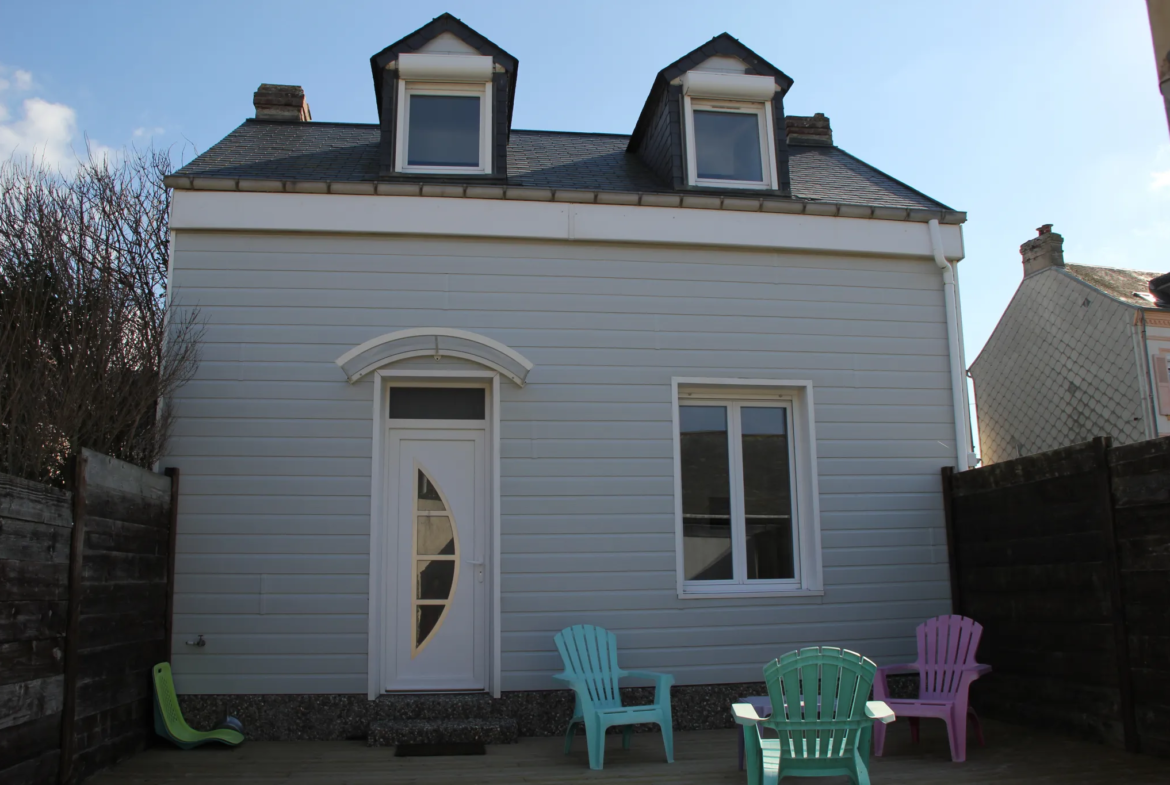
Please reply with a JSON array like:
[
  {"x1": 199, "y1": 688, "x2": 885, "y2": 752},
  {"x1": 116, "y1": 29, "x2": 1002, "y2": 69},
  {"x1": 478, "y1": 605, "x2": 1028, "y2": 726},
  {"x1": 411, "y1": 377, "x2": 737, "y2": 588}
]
[{"x1": 0, "y1": 147, "x2": 202, "y2": 485}]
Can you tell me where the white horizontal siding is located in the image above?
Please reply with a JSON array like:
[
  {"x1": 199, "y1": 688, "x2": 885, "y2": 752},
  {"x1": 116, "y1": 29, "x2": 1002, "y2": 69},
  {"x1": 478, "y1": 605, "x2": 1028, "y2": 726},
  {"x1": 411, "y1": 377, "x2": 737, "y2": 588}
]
[{"x1": 166, "y1": 232, "x2": 954, "y2": 694}]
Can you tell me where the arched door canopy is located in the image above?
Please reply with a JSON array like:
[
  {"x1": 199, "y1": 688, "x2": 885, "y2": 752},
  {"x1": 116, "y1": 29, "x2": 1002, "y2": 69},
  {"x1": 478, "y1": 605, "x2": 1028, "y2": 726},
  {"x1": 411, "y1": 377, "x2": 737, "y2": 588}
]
[{"x1": 335, "y1": 328, "x2": 534, "y2": 386}]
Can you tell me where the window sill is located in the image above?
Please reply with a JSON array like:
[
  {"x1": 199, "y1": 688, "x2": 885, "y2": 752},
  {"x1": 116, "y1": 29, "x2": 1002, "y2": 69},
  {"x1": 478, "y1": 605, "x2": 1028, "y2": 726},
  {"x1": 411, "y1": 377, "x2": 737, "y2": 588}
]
[
  {"x1": 677, "y1": 589, "x2": 825, "y2": 600},
  {"x1": 691, "y1": 179, "x2": 772, "y2": 190}
]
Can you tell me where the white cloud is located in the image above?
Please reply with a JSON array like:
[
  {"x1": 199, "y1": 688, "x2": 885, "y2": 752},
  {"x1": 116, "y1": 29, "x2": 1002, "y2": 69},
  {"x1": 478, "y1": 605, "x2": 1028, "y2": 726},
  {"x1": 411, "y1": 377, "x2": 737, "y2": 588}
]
[
  {"x1": 1152, "y1": 169, "x2": 1170, "y2": 191},
  {"x1": 0, "y1": 66, "x2": 117, "y2": 172},
  {"x1": 0, "y1": 96, "x2": 79, "y2": 169},
  {"x1": 132, "y1": 126, "x2": 165, "y2": 139},
  {"x1": 0, "y1": 66, "x2": 33, "y2": 95}
]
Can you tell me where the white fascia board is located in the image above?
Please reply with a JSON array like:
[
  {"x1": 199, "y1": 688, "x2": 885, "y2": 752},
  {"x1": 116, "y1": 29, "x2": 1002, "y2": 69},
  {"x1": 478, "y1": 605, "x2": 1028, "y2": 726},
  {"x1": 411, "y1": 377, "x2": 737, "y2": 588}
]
[{"x1": 170, "y1": 190, "x2": 965, "y2": 260}]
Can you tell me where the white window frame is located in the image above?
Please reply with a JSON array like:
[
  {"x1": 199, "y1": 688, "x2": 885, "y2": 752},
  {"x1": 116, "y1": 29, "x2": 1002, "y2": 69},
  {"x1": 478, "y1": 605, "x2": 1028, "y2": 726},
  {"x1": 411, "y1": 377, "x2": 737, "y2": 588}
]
[
  {"x1": 671, "y1": 378, "x2": 823, "y2": 599},
  {"x1": 395, "y1": 80, "x2": 492, "y2": 175},
  {"x1": 683, "y1": 96, "x2": 779, "y2": 191}
]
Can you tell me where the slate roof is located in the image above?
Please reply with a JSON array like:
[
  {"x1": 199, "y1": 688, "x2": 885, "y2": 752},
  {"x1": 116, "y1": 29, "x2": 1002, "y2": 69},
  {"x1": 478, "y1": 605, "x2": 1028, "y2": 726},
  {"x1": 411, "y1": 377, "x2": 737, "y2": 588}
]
[
  {"x1": 1064, "y1": 264, "x2": 1164, "y2": 307},
  {"x1": 174, "y1": 120, "x2": 953, "y2": 212}
]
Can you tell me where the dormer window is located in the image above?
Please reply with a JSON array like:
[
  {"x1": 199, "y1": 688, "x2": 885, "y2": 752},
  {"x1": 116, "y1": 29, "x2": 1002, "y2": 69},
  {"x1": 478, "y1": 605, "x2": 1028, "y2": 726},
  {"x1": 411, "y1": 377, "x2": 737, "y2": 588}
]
[
  {"x1": 681, "y1": 71, "x2": 779, "y2": 190},
  {"x1": 394, "y1": 53, "x2": 494, "y2": 175},
  {"x1": 690, "y1": 103, "x2": 767, "y2": 183}
]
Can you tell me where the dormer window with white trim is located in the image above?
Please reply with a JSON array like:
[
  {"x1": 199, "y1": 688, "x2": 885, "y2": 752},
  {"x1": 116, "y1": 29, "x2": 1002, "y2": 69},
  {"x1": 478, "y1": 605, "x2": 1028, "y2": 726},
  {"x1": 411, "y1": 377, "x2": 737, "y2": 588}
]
[
  {"x1": 681, "y1": 71, "x2": 779, "y2": 190},
  {"x1": 394, "y1": 53, "x2": 493, "y2": 175}
]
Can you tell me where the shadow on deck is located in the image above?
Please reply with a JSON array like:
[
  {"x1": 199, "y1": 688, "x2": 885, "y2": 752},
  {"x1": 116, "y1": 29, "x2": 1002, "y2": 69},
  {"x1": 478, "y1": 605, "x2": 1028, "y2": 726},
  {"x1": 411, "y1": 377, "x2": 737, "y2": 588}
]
[{"x1": 89, "y1": 719, "x2": 1170, "y2": 784}]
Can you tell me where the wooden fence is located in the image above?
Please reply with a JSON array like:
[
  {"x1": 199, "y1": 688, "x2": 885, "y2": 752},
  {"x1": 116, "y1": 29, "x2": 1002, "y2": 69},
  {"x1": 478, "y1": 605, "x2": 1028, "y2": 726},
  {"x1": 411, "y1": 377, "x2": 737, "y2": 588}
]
[
  {"x1": 0, "y1": 449, "x2": 178, "y2": 784},
  {"x1": 944, "y1": 435, "x2": 1170, "y2": 757}
]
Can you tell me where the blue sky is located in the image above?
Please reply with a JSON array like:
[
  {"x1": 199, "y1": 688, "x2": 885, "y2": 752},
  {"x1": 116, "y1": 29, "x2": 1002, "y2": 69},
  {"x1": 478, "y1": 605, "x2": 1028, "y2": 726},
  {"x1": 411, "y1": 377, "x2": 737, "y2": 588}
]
[{"x1": 1, "y1": 0, "x2": 1167, "y2": 369}]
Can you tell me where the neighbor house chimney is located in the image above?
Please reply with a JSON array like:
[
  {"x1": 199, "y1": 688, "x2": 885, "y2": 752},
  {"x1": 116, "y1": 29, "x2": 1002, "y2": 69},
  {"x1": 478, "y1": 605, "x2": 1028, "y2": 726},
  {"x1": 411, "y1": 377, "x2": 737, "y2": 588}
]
[
  {"x1": 786, "y1": 113, "x2": 833, "y2": 146},
  {"x1": 253, "y1": 84, "x2": 311, "y2": 121},
  {"x1": 1021, "y1": 224, "x2": 1064, "y2": 277}
]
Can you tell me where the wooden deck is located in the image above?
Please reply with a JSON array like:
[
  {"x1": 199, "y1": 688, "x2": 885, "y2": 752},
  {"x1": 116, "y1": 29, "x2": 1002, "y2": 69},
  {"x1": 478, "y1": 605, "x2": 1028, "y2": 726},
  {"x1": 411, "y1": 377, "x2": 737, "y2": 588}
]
[{"x1": 89, "y1": 719, "x2": 1170, "y2": 784}]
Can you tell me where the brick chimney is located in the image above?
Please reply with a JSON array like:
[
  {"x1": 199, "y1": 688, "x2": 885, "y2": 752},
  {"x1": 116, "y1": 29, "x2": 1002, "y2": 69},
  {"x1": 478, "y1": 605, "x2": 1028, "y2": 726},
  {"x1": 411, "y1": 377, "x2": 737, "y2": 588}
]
[
  {"x1": 1020, "y1": 224, "x2": 1064, "y2": 277},
  {"x1": 253, "y1": 84, "x2": 311, "y2": 121},
  {"x1": 786, "y1": 113, "x2": 832, "y2": 146}
]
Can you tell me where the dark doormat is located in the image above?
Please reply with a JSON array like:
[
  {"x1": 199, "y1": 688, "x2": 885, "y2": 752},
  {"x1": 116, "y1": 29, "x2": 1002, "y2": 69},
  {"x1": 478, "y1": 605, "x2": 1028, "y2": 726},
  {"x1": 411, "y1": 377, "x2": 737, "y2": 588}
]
[{"x1": 395, "y1": 743, "x2": 487, "y2": 756}]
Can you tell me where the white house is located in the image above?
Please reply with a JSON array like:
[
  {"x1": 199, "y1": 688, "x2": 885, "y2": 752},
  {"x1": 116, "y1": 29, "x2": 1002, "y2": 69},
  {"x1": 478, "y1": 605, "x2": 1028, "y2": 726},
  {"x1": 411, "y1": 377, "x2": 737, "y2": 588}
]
[{"x1": 162, "y1": 13, "x2": 972, "y2": 734}]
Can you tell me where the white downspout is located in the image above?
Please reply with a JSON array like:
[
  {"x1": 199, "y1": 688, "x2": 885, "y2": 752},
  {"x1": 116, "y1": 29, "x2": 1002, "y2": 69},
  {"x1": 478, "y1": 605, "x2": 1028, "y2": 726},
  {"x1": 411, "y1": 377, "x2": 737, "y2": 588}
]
[{"x1": 928, "y1": 219, "x2": 970, "y2": 472}]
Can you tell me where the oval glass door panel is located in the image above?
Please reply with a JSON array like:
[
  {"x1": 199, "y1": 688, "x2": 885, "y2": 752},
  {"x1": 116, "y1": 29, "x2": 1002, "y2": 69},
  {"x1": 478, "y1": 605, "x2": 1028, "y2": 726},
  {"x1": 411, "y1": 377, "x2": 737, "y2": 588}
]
[{"x1": 413, "y1": 466, "x2": 459, "y2": 657}]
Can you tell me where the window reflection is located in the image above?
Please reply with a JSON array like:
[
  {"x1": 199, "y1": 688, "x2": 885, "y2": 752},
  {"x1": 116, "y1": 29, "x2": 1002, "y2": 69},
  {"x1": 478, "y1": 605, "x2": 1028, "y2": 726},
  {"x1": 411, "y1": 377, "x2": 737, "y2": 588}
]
[
  {"x1": 693, "y1": 110, "x2": 763, "y2": 182},
  {"x1": 408, "y1": 95, "x2": 480, "y2": 167},
  {"x1": 741, "y1": 407, "x2": 794, "y2": 580},
  {"x1": 680, "y1": 406, "x2": 732, "y2": 580}
]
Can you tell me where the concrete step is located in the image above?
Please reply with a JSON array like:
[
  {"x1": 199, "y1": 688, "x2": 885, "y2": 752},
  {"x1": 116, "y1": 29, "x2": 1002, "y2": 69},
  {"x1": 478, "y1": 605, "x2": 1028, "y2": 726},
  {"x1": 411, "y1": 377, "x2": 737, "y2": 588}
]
[
  {"x1": 370, "y1": 693, "x2": 498, "y2": 721},
  {"x1": 367, "y1": 717, "x2": 519, "y2": 747}
]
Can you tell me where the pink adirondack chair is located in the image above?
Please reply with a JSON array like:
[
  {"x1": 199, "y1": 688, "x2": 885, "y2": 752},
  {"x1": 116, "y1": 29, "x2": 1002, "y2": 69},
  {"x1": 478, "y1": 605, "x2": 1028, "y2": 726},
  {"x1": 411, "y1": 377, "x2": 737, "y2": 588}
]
[{"x1": 872, "y1": 615, "x2": 991, "y2": 763}]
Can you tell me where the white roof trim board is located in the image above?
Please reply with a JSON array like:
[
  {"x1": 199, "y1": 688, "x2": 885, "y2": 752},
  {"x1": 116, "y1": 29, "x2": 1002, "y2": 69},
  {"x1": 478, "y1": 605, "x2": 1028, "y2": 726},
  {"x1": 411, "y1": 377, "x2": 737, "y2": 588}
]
[{"x1": 336, "y1": 327, "x2": 535, "y2": 386}]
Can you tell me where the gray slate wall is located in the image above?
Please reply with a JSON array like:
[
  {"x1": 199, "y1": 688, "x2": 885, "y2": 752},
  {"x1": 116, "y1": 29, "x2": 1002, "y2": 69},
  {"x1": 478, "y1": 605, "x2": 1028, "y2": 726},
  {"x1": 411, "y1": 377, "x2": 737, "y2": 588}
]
[
  {"x1": 971, "y1": 269, "x2": 1148, "y2": 465},
  {"x1": 165, "y1": 231, "x2": 958, "y2": 694}
]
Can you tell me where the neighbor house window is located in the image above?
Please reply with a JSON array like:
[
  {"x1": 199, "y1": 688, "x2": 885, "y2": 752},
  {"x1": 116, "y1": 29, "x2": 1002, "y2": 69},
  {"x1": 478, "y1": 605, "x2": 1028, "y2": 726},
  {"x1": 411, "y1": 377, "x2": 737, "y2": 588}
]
[
  {"x1": 673, "y1": 380, "x2": 822, "y2": 597},
  {"x1": 395, "y1": 81, "x2": 492, "y2": 175}
]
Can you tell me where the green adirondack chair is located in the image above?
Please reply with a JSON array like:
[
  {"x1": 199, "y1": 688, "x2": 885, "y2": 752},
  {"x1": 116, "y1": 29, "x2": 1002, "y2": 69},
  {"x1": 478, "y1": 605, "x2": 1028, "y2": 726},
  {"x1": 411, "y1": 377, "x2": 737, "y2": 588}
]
[
  {"x1": 733, "y1": 647, "x2": 895, "y2": 785},
  {"x1": 152, "y1": 662, "x2": 245, "y2": 749},
  {"x1": 553, "y1": 624, "x2": 674, "y2": 770}
]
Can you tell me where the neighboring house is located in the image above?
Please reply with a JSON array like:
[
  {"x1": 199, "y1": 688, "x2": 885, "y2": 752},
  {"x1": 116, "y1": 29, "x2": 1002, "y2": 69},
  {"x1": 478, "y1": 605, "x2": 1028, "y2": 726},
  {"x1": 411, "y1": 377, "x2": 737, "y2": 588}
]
[
  {"x1": 970, "y1": 225, "x2": 1170, "y2": 465},
  {"x1": 162, "y1": 13, "x2": 973, "y2": 712}
]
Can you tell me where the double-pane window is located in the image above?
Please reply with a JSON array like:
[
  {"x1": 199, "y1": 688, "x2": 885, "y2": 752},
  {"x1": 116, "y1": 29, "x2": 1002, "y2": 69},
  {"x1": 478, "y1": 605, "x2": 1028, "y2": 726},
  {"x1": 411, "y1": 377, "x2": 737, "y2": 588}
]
[{"x1": 680, "y1": 401, "x2": 797, "y2": 589}]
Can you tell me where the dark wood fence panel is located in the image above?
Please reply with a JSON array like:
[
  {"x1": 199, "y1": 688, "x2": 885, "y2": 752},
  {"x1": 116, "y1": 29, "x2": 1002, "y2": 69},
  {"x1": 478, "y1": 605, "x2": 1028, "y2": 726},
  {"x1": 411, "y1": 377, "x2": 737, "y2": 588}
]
[
  {"x1": 0, "y1": 474, "x2": 72, "y2": 785},
  {"x1": 946, "y1": 436, "x2": 1170, "y2": 757},
  {"x1": 949, "y1": 439, "x2": 1125, "y2": 746},
  {"x1": 63, "y1": 449, "x2": 173, "y2": 784},
  {"x1": 1109, "y1": 438, "x2": 1170, "y2": 757},
  {"x1": 0, "y1": 449, "x2": 177, "y2": 784}
]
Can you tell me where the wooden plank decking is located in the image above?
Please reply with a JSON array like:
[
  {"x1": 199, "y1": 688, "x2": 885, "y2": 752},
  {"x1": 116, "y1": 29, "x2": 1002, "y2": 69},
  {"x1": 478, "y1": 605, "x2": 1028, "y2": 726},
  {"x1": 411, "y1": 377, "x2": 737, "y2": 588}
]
[{"x1": 89, "y1": 719, "x2": 1170, "y2": 784}]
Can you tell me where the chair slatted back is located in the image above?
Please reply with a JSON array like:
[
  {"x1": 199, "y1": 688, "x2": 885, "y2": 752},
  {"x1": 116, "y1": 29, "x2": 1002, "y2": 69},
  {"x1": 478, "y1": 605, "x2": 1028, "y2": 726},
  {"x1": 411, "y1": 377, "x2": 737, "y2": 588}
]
[
  {"x1": 917, "y1": 615, "x2": 983, "y2": 699},
  {"x1": 555, "y1": 624, "x2": 623, "y2": 710},
  {"x1": 762, "y1": 647, "x2": 877, "y2": 760}
]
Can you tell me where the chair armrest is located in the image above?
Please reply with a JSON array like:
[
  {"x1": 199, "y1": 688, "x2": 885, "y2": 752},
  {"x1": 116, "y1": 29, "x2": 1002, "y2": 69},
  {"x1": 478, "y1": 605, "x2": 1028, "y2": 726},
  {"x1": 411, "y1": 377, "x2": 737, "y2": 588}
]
[
  {"x1": 732, "y1": 702, "x2": 766, "y2": 726},
  {"x1": 622, "y1": 670, "x2": 674, "y2": 704},
  {"x1": 866, "y1": 701, "x2": 896, "y2": 724},
  {"x1": 623, "y1": 670, "x2": 674, "y2": 686}
]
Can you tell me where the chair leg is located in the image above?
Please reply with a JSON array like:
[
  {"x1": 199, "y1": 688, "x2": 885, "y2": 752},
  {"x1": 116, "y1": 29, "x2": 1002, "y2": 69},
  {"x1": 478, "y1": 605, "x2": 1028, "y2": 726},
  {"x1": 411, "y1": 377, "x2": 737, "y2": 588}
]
[
  {"x1": 622, "y1": 725, "x2": 633, "y2": 750},
  {"x1": 944, "y1": 709, "x2": 967, "y2": 763},
  {"x1": 564, "y1": 719, "x2": 581, "y2": 755},
  {"x1": 859, "y1": 723, "x2": 873, "y2": 768},
  {"x1": 968, "y1": 706, "x2": 985, "y2": 747},
  {"x1": 586, "y1": 717, "x2": 606, "y2": 770},
  {"x1": 660, "y1": 706, "x2": 674, "y2": 763},
  {"x1": 744, "y1": 726, "x2": 763, "y2": 785},
  {"x1": 852, "y1": 750, "x2": 872, "y2": 785},
  {"x1": 908, "y1": 717, "x2": 920, "y2": 744},
  {"x1": 872, "y1": 718, "x2": 888, "y2": 757}
]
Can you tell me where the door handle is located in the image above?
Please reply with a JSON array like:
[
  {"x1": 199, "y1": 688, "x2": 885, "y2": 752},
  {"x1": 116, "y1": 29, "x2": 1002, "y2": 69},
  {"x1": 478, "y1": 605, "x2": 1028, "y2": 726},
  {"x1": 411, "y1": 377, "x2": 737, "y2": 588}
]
[{"x1": 466, "y1": 559, "x2": 485, "y2": 582}]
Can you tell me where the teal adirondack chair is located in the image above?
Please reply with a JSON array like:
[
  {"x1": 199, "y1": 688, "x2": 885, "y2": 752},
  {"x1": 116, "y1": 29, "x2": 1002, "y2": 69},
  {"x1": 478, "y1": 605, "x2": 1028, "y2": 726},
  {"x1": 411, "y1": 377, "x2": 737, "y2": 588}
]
[
  {"x1": 733, "y1": 647, "x2": 895, "y2": 785},
  {"x1": 553, "y1": 624, "x2": 675, "y2": 770}
]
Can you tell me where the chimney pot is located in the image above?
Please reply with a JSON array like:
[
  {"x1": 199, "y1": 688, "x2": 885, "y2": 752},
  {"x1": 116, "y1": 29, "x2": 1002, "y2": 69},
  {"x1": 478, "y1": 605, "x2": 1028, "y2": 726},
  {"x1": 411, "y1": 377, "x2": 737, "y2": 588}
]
[
  {"x1": 1020, "y1": 223, "x2": 1064, "y2": 277},
  {"x1": 786, "y1": 113, "x2": 833, "y2": 146},
  {"x1": 254, "y1": 84, "x2": 311, "y2": 122}
]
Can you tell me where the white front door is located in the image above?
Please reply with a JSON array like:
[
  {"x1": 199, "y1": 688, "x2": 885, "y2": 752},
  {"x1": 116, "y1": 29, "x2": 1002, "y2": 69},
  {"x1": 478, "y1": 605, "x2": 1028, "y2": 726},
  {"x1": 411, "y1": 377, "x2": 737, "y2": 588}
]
[{"x1": 384, "y1": 427, "x2": 487, "y2": 691}]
